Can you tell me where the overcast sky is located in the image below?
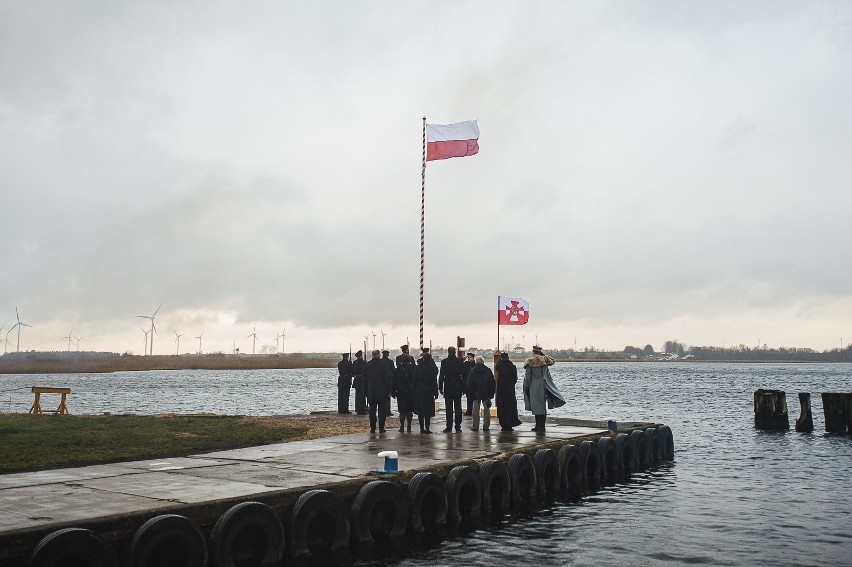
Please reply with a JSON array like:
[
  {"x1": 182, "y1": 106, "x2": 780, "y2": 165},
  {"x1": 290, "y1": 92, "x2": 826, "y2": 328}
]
[{"x1": 2, "y1": 1, "x2": 851, "y2": 355}]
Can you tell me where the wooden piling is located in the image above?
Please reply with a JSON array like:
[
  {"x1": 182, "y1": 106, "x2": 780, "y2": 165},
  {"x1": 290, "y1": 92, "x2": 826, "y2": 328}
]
[
  {"x1": 794, "y1": 392, "x2": 813, "y2": 432},
  {"x1": 821, "y1": 393, "x2": 850, "y2": 434},
  {"x1": 753, "y1": 389, "x2": 789, "y2": 430}
]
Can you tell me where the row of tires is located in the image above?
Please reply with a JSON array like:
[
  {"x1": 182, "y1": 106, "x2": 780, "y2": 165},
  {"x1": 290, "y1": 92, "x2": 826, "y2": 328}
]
[{"x1": 27, "y1": 426, "x2": 674, "y2": 567}]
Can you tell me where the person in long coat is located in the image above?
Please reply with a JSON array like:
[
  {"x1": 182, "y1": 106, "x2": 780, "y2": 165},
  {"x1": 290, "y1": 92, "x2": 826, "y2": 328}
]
[
  {"x1": 494, "y1": 351, "x2": 522, "y2": 431},
  {"x1": 336, "y1": 353, "x2": 353, "y2": 414},
  {"x1": 351, "y1": 350, "x2": 367, "y2": 415},
  {"x1": 364, "y1": 349, "x2": 392, "y2": 432},
  {"x1": 413, "y1": 348, "x2": 439, "y2": 433},
  {"x1": 392, "y1": 354, "x2": 416, "y2": 432},
  {"x1": 523, "y1": 345, "x2": 566, "y2": 431},
  {"x1": 438, "y1": 346, "x2": 466, "y2": 432},
  {"x1": 462, "y1": 352, "x2": 476, "y2": 416},
  {"x1": 467, "y1": 356, "x2": 496, "y2": 431}
]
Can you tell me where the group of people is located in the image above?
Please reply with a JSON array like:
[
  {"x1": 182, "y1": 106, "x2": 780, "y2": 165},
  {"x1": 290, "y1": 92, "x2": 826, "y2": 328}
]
[{"x1": 337, "y1": 344, "x2": 566, "y2": 434}]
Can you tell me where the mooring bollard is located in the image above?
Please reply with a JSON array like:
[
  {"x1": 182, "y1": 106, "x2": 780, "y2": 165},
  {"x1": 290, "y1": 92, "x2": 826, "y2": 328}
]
[
  {"x1": 821, "y1": 393, "x2": 850, "y2": 434},
  {"x1": 795, "y1": 392, "x2": 813, "y2": 432},
  {"x1": 754, "y1": 389, "x2": 789, "y2": 430}
]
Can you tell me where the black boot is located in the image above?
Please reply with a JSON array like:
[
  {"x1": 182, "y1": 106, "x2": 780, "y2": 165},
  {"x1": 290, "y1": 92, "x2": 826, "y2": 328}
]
[
  {"x1": 424, "y1": 416, "x2": 433, "y2": 434},
  {"x1": 418, "y1": 416, "x2": 425, "y2": 433},
  {"x1": 532, "y1": 414, "x2": 546, "y2": 432},
  {"x1": 406, "y1": 415, "x2": 412, "y2": 432}
]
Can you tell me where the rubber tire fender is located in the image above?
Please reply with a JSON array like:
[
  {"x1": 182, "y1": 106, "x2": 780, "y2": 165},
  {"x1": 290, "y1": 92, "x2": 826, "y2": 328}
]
[
  {"x1": 613, "y1": 432, "x2": 634, "y2": 477},
  {"x1": 507, "y1": 453, "x2": 537, "y2": 510},
  {"x1": 287, "y1": 489, "x2": 350, "y2": 561},
  {"x1": 596, "y1": 436, "x2": 621, "y2": 483},
  {"x1": 350, "y1": 480, "x2": 409, "y2": 549},
  {"x1": 478, "y1": 459, "x2": 511, "y2": 520},
  {"x1": 578, "y1": 440, "x2": 602, "y2": 491},
  {"x1": 657, "y1": 425, "x2": 675, "y2": 460},
  {"x1": 209, "y1": 501, "x2": 285, "y2": 567},
  {"x1": 533, "y1": 448, "x2": 560, "y2": 503},
  {"x1": 630, "y1": 429, "x2": 650, "y2": 469},
  {"x1": 444, "y1": 465, "x2": 482, "y2": 530},
  {"x1": 405, "y1": 472, "x2": 448, "y2": 533},
  {"x1": 128, "y1": 514, "x2": 207, "y2": 567},
  {"x1": 557, "y1": 444, "x2": 584, "y2": 499},
  {"x1": 645, "y1": 427, "x2": 663, "y2": 463},
  {"x1": 29, "y1": 528, "x2": 117, "y2": 567}
]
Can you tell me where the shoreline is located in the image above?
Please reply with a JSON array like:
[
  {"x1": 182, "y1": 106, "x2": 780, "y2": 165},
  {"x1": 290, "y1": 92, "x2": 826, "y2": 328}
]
[{"x1": 1, "y1": 355, "x2": 846, "y2": 374}]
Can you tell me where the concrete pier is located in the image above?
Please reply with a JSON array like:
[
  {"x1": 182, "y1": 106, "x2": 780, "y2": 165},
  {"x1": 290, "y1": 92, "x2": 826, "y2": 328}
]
[{"x1": 0, "y1": 417, "x2": 662, "y2": 565}]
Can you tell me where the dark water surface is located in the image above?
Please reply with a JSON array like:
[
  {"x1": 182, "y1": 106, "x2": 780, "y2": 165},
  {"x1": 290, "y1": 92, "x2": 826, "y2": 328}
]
[{"x1": 2, "y1": 362, "x2": 851, "y2": 566}]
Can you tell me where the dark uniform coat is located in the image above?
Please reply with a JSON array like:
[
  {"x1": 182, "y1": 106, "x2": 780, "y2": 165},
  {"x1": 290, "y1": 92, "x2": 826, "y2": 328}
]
[
  {"x1": 392, "y1": 357, "x2": 416, "y2": 414},
  {"x1": 439, "y1": 355, "x2": 466, "y2": 398},
  {"x1": 337, "y1": 358, "x2": 353, "y2": 388},
  {"x1": 495, "y1": 358, "x2": 522, "y2": 429},
  {"x1": 352, "y1": 357, "x2": 366, "y2": 390},
  {"x1": 467, "y1": 363, "x2": 496, "y2": 402},
  {"x1": 364, "y1": 357, "x2": 392, "y2": 404},
  {"x1": 414, "y1": 355, "x2": 439, "y2": 417}
]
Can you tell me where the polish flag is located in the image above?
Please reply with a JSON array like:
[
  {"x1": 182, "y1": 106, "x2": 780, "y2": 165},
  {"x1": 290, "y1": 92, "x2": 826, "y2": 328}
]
[
  {"x1": 498, "y1": 296, "x2": 530, "y2": 325},
  {"x1": 426, "y1": 120, "x2": 480, "y2": 161}
]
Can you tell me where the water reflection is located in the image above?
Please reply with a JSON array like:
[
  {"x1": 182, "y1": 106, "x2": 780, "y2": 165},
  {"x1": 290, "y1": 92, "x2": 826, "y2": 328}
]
[{"x1": 2, "y1": 363, "x2": 851, "y2": 566}]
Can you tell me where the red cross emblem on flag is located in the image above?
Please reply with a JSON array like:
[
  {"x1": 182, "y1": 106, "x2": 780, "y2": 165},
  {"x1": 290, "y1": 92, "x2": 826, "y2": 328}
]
[{"x1": 498, "y1": 296, "x2": 530, "y2": 325}]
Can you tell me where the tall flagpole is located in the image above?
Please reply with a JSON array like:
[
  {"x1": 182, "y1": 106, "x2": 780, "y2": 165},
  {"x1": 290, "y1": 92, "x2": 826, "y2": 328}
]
[
  {"x1": 420, "y1": 116, "x2": 427, "y2": 349},
  {"x1": 497, "y1": 296, "x2": 500, "y2": 351}
]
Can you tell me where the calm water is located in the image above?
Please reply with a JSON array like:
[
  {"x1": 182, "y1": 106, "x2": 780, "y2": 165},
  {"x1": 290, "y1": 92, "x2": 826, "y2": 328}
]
[{"x1": 2, "y1": 362, "x2": 851, "y2": 566}]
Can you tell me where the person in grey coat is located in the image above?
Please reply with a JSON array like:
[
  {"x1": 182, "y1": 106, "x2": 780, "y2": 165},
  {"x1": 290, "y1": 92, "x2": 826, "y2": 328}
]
[{"x1": 523, "y1": 345, "x2": 566, "y2": 431}]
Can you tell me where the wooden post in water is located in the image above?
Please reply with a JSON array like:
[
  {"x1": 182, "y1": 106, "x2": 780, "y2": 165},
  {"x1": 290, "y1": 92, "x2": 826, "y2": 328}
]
[
  {"x1": 821, "y1": 393, "x2": 850, "y2": 434},
  {"x1": 795, "y1": 392, "x2": 813, "y2": 432},
  {"x1": 753, "y1": 389, "x2": 789, "y2": 430}
]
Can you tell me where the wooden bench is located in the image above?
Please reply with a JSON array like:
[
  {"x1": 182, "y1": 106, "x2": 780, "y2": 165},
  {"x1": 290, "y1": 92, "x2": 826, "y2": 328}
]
[{"x1": 29, "y1": 387, "x2": 71, "y2": 415}]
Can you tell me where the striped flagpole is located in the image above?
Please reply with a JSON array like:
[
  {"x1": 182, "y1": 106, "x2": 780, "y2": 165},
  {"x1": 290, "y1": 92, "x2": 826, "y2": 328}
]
[{"x1": 420, "y1": 116, "x2": 427, "y2": 349}]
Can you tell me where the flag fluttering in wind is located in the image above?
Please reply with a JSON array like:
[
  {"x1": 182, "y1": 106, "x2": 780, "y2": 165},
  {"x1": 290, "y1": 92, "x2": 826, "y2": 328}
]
[
  {"x1": 498, "y1": 296, "x2": 530, "y2": 325},
  {"x1": 426, "y1": 120, "x2": 480, "y2": 161}
]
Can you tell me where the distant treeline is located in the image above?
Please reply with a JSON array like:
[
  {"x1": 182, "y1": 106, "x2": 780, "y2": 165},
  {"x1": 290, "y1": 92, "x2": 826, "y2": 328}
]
[
  {"x1": 553, "y1": 342, "x2": 852, "y2": 362},
  {"x1": 0, "y1": 352, "x2": 336, "y2": 374}
]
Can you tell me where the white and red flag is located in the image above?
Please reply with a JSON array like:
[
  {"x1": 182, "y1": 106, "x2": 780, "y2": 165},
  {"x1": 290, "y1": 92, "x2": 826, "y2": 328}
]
[
  {"x1": 426, "y1": 120, "x2": 480, "y2": 161},
  {"x1": 498, "y1": 296, "x2": 530, "y2": 325}
]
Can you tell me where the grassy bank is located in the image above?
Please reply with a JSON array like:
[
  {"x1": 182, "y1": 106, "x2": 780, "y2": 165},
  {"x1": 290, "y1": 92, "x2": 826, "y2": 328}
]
[
  {"x1": 0, "y1": 354, "x2": 337, "y2": 374},
  {"x1": 0, "y1": 414, "x2": 309, "y2": 473}
]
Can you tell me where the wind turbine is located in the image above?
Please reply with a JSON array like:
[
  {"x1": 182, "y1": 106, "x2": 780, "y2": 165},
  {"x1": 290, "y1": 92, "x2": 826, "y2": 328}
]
[
  {"x1": 4, "y1": 326, "x2": 14, "y2": 355},
  {"x1": 380, "y1": 329, "x2": 387, "y2": 350},
  {"x1": 280, "y1": 328, "x2": 287, "y2": 353},
  {"x1": 136, "y1": 304, "x2": 162, "y2": 355},
  {"x1": 140, "y1": 327, "x2": 149, "y2": 356},
  {"x1": 62, "y1": 330, "x2": 73, "y2": 352},
  {"x1": 195, "y1": 331, "x2": 204, "y2": 354},
  {"x1": 247, "y1": 325, "x2": 258, "y2": 354},
  {"x1": 372, "y1": 329, "x2": 377, "y2": 350},
  {"x1": 363, "y1": 334, "x2": 369, "y2": 355},
  {"x1": 14, "y1": 307, "x2": 31, "y2": 353},
  {"x1": 74, "y1": 336, "x2": 82, "y2": 352},
  {"x1": 173, "y1": 329, "x2": 184, "y2": 355}
]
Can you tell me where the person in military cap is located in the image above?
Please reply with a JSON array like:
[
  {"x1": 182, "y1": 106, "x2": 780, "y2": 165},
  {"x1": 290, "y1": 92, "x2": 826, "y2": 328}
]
[
  {"x1": 352, "y1": 350, "x2": 367, "y2": 415},
  {"x1": 395, "y1": 344, "x2": 411, "y2": 366},
  {"x1": 337, "y1": 352, "x2": 353, "y2": 414}
]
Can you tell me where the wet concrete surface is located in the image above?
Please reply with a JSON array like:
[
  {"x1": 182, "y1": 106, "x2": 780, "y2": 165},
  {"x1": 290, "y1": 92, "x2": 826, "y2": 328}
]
[{"x1": 0, "y1": 416, "x2": 609, "y2": 552}]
